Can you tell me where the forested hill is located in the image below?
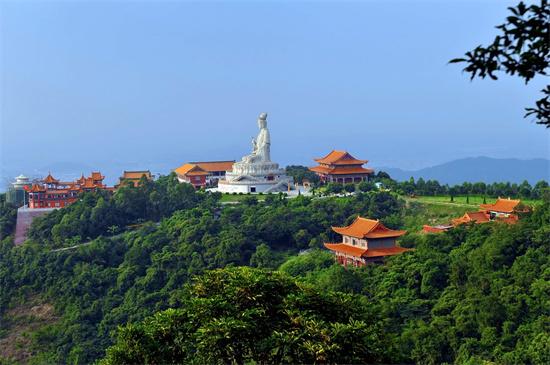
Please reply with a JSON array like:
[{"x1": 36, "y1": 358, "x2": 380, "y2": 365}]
[
  {"x1": 380, "y1": 157, "x2": 550, "y2": 185},
  {"x1": 0, "y1": 174, "x2": 548, "y2": 364}
]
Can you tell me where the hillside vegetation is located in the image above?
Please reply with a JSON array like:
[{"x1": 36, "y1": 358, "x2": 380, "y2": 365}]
[{"x1": 0, "y1": 174, "x2": 548, "y2": 364}]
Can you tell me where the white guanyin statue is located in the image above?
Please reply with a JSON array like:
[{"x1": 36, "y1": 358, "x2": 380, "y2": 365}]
[
  {"x1": 218, "y1": 112, "x2": 293, "y2": 193},
  {"x1": 242, "y1": 112, "x2": 271, "y2": 163}
]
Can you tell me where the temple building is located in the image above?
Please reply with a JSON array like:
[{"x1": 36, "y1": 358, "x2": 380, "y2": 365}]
[
  {"x1": 175, "y1": 161, "x2": 235, "y2": 188},
  {"x1": 424, "y1": 197, "x2": 524, "y2": 232},
  {"x1": 217, "y1": 113, "x2": 293, "y2": 193},
  {"x1": 26, "y1": 172, "x2": 109, "y2": 209},
  {"x1": 451, "y1": 211, "x2": 491, "y2": 226},
  {"x1": 324, "y1": 216, "x2": 410, "y2": 266},
  {"x1": 480, "y1": 198, "x2": 525, "y2": 218},
  {"x1": 309, "y1": 150, "x2": 374, "y2": 184},
  {"x1": 116, "y1": 170, "x2": 153, "y2": 188}
]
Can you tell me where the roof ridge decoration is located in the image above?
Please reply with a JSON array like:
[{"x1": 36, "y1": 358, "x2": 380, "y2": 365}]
[
  {"x1": 313, "y1": 150, "x2": 369, "y2": 166},
  {"x1": 43, "y1": 172, "x2": 59, "y2": 184}
]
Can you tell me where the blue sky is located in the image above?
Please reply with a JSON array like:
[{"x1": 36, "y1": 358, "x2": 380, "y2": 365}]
[{"x1": 1, "y1": 0, "x2": 548, "y2": 184}]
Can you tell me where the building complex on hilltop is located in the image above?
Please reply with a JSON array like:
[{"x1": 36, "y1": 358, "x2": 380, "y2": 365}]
[
  {"x1": 423, "y1": 197, "x2": 525, "y2": 233},
  {"x1": 175, "y1": 161, "x2": 235, "y2": 188},
  {"x1": 309, "y1": 150, "x2": 374, "y2": 184},
  {"x1": 324, "y1": 216, "x2": 410, "y2": 266},
  {"x1": 452, "y1": 198, "x2": 524, "y2": 226},
  {"x1": 26, "y1": 172, "x2": 111, "y2": 209}
]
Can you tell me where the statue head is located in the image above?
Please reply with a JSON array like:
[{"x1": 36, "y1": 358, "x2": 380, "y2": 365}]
[{"x1": 257, "y1": 112, "x2": 268, "y2": 129}]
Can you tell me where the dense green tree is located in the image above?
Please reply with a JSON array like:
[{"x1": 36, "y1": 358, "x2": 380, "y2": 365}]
[
  {"x1": 100, "y1": 267, "x2": 391, "y2": 365},
  {"x1": 0, "y1": 182, "x2": 547, "y2": 364},
  {"x1": 358, "y1": 180, "x2": 375, "y2": 192},
  {"x1": 0, "y1": 194, "x2": 17, "y2": 239},
  {"x1": 325, "y1": 183, "x2": 343, "y2": 195},
  {"x1": 285, "y1": 165, "x2": 320, "y2": 185}
]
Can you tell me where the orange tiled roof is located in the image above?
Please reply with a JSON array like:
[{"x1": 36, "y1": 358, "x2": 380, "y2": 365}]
[
  {"x1": 310, "y1": 166, "x2": 374, "y2": 175},
  {"x1": 122, "y1": 170, "x2": 152, "y2": 180},
  {"x1": 174, "y1": 163, "x2": 209, "y2": 176},
  {"x1": 324, "y1": 243, "x2": 411, "y2": 258},
  {"x1": 30, "y1": 184, "x2": 46, "y2": 192},
  {"x1": 480, "y1": 198, "x2": 521, "y2": 213},
  {"x1": 452, "y1": 211, "x2": 491, "y2": 226},
  {"x1": 309, "y1": 165, "x2": 333, "y2": 174},
  {"x1": 43, "y1": 173, "x2": 59, "y2": 184},
  {"x1": 324, "y1": 243, "x2": 367, "y2": 257},
  {"x1": 82, "y1": 177, "x2": 101, "y2": 189},
  {"x1": 175, "y1": 163, "x2": 210, "y2": 176},
  {"x1": 175, "y1": 163, "x2": 198, "y2": 175},
  {"x1": 189, "y1": 161, "x2": 235, "y2": 172},
  {"x1": 314, "y1": 150, "x2": 368, "y2": 165},
  {"x1": 91, "y1": 171, "x2": 104, "y2": 181},
  {"x1": 332, "y1": 217, "x2": 407, "y2": 239}
]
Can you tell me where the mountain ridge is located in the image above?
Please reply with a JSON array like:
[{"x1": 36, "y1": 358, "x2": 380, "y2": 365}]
[{"x1": 375, "y1": 157, "x2": 549, "y2": 185}]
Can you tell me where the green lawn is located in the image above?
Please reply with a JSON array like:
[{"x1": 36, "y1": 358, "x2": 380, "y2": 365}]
[
  {"x1": 219, "y1": 193, "x2": 266, "y2": 203},
  {"x1": 415, "y1": 195, "x2": 542, "y2": 207},
  {"x1": 401, "y1": 198, "x2": 472, "y2": 232}
]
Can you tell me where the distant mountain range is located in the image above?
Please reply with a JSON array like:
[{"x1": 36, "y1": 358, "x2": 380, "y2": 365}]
[{"x1": 377, "y1": 157, "x2": 549, "y2": 185}]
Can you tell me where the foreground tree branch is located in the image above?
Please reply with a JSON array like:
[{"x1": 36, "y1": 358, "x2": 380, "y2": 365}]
[{"x1": 450, "y1": 0, "x2": 550, "y2": 127}]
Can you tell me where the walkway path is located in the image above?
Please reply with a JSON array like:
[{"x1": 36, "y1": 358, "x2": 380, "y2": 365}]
[{"x1": 50, "y1": 241, "x2": 94, "y2": 253}]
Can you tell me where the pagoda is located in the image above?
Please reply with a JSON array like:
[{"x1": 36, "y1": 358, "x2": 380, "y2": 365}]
[
  {"x1": 324, "y1": 216, "x2": 410, "y2": 266},
  {"x1": 309, "y1": 150, "x2": 374, "y2": 184}
]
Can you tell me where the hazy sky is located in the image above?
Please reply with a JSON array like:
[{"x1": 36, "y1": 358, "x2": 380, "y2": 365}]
[{"x1": 1, "y1": 0, "x2": 548, "y2": 181}]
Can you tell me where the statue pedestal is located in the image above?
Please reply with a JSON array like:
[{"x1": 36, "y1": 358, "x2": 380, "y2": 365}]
[{"x1": 219, "y1": 163, "x2": 292, "y2": 194}]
